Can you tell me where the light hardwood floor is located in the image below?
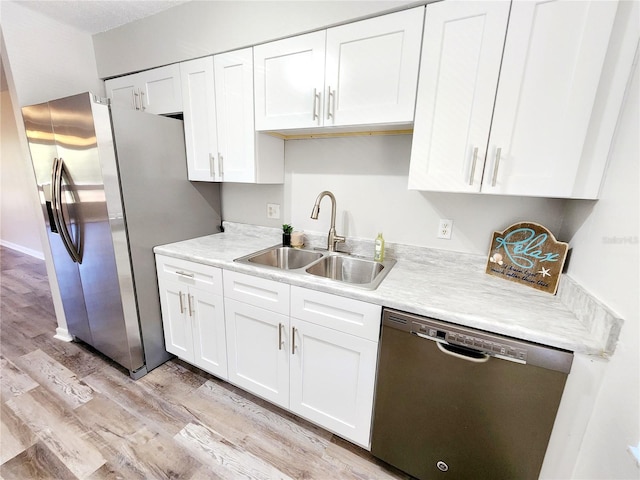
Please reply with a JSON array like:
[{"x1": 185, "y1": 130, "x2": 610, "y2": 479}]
[{"x1": 0, "y1": 246, "x2": 410, "y2": 479}]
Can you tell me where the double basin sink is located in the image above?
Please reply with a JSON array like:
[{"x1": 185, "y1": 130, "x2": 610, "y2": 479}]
[{"x1": 234, "y1": 245, "x2": 395, "y2": 290}]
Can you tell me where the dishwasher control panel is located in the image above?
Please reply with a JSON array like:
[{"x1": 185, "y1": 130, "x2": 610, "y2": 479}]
[{"x1": 412, "y1": 321, "x2": 528, "y2": 363}]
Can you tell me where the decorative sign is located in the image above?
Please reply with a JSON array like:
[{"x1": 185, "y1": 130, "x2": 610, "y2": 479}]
[{"x1": 485, "y1": 222, "x2": 569, "y2": 295}]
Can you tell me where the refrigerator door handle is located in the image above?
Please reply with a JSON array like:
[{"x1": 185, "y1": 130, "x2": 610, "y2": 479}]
[
  {"x1": 52, "y1": 157, "x2": 82, "y2": 263},
  {"x1": 50, "y1": 157, "x2": 63, "y2": 235}
]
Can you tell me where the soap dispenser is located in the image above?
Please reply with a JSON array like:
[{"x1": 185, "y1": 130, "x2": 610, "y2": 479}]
[{"x1": 374, "y1": 232, "x2": 385, "y2": 262}]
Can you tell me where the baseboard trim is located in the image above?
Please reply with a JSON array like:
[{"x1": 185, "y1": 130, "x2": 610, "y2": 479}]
[
  {"x1": 54, "y1": 328, "x2": 73, "y2": 342},
  {"x1": 0, "y1": 240, "x2": 44, "y2": 260}
]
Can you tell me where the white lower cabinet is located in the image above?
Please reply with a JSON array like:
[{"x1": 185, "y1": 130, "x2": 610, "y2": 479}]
[
  {"x1": 289, "y1": 318, "x2": 378, "y2": 447},
  {"x1": 222, "y1": 270, "x2": 381, "y2": 448},
  {"x1": 224, "y1": 298, "x2": 290, "y2": 408},
  {"x1": 156, "y1": 255, "x2": 227, "y2": 379},
  {"x1": 158, "y1": 263, "x2": 382, "y2": 448}
]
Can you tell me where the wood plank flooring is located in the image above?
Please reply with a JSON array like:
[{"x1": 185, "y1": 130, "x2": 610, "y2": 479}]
[{"x1": 0, "y1": 247, "x2": 411, "y2": 479}]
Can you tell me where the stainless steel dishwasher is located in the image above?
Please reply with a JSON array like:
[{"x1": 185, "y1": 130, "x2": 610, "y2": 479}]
[{"x1": 371, "y1": 308, "x2": 573, "y2": 480}]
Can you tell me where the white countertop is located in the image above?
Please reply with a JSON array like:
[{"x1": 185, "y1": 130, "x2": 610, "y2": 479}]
[{"x1": 154, "y1": 223, "x2": 621, "y2": 357}]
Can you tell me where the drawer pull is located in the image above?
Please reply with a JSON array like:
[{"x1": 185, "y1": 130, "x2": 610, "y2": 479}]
[{"x1": 176, "y1": 270, "x2": 194, "y2": 278}]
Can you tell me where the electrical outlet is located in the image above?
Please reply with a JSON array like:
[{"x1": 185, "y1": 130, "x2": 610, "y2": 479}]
[
  {"x1": 267, "y1": 203, "x2": 280, "y2": 219},
  {"x1": 438, "y1": 219, "x2": 453, "y2": 239}
]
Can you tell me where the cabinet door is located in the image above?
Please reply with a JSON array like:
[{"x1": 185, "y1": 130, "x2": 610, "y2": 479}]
[
  {"x1": 105, "y1": 76, "x2": 138, "y2": 110},
  {"x1": 289, "y1": 319, "x2": 378, "y2": 448},
  {"x1": 254, "y1": 31, "x2": 326, "y2": 130},
  {"x1": 157, "y1": 278, "x2": 194, "y2": 363},
  {"x1": 325, "y1": 7, "x2": 424, "y2": 127},
  {"x1": 225, "y1": 299, "x2": 290, "y2": 408},
  {"x1": 483, "y1": 0, "x2": 618, "y2": 197},
  {"x1": 408, "y1": 1, "x2": 510, "y2": 192},
  {"x1": 137, "y1": 64, "x2": 183, "y2": 115},
  {"x1": 180, "y1": 57, "x2": 219, "y2": 181},
  {"x1": 190, "y1": 287, "x2": 227, "y2": 379},
  {"x1": 214, "y1": 48, "x2": 256, "y2": 182}
]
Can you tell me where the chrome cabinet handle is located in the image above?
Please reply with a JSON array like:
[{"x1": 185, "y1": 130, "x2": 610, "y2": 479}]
[
  {"x1": 139, "y1": 90, "x2": 146, "y2": 111},
  {"x1": 187, "y1": 293, "x2": 193, "y2": 317},
  {"x1": 131, "y1": 90, "x2": 137, "y2": 109},
  {"x1": 327, "y1": 86, "x2": 335, "y2": 120},
  {"x1": 176, "y1": 270, "x2": 194, "y2": 278},
  {"x1": 491, "y1": 147, "x2": 502, "y2": 187},
  {"x1": 209, "y1": 153, "x2": 215, "y2": 179},
  {"x1": 291, "y1": 326, "x2": 297, "y2": 355},
  {"x1": 312, "y1": 88, "x2": 320, "y2": 121},
  {"x1": 133, "y1": 91, "x2": 140, "y2": 110},
  {"x1": 468, "y1": 147, "x2": 478, "y2": 186},
  {"x1": 218, "y1": 153, "x2": 224, "y2": 178},
  {"x1": 179, "y1": 291, "x2": 184, "y2": 314},
  {"x1": 278, "y1": 323, "x2": 283, "y2": 351}
]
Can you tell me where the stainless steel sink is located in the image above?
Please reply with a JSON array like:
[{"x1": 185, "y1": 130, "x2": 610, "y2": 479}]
[
  {"x1": 305, "y1": 255, "x2": 385, "y2": 284},
  {"x1": 237, "y1": 246, "x2": 323, "y2": 270},
  {"x1": 234, "y1": 245, "x2": 395, "y2": 289}
]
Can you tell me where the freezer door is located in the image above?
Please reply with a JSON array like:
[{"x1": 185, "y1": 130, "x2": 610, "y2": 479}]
[
  {"x1": 22, "y1": 102, "x2": 92, "y2": 344},
  {"x1": 49, "y1": 93, "x2": 144, "y2": 373}
]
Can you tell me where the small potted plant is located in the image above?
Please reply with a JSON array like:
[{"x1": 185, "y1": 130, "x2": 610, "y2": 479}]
[{"x1": 282, "y1": 224, "x2": 293, "y2": 247}]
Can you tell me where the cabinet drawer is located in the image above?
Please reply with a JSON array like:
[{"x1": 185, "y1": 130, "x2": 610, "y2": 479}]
[
  {"x1": 155, "y1": 255, "x2": 222, "y2": 295},
  {"x1": 223, "y1": 271, "x2": 290, "y2": 315},
  {"x1": 290, "y1": 286, "x2": 381, "y2": 341}
]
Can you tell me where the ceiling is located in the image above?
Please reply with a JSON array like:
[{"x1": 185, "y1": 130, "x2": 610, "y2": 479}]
[{"x1": 16, "y1": 0, "x2": 191, "y2": 34}]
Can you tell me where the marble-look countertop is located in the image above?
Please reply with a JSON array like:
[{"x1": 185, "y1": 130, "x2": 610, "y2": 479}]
[{"x1": 154, "y1": 222, "x2": 622, "y2": 357}]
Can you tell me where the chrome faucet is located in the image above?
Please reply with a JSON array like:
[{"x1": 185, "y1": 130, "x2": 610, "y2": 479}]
[{"x1": 310, "y1": 190, "x2": 345, "y2": 252}]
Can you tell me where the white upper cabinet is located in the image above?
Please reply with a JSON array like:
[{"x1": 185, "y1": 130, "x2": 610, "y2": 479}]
[
  {"x1": 409, "y1": 0, "x2": 618, "y2": 198},
  {"x1": 325, "y1": 7, "x2": 424, "y2": 127},
  {"x1": 254, "y1": 7, "x2": 424, "y2": 131},
  {"x1": 180, "y1": 50, "x2": 284, "y2": 184},
  {"x1": 254, "y1": 31, "x2": 326, "y2": 130},
  {"x1": 482, "y1": 0, "x2": 618, "y2": 197},
  {"x1": 180, "y1": 57, "x2": 219, "y2": 181},
  {"x1": 214, "y1": 48, "x2": 284, "y2": 183},
  {"x1": 214, "y1": 49, "x2": 255, "y2": 182},
  {"x1": 106, "y1": 64, "x2": 183, "y2": 115},
  {"x1": 408, "y1": 1, "x2": 510, "y2": 193}
]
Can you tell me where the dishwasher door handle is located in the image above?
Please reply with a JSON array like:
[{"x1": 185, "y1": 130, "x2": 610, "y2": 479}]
[
  {"x1": 413, "y1": 331, "x2": 490, "y2": 363},
  {"x1": 436, "y1": 340, "x2": 490, "y2": 363}
]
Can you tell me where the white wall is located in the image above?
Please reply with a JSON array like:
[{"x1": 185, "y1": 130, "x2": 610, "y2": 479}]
[
  {"x1": 1, "y1": 2, "x2": 104, "y2": 106},
  {"x1": 561, "y1": 48, "x2": 639, "y2": 479},
  {"x1": 0, "y1": 88, "x2": 42, "y2": 257},
  {"x1": 93, "y1": 0, "x2": 418, "y2": 78}
]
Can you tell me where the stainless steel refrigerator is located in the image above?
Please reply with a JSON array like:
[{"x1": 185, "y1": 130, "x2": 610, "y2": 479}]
[{"x1": 22, "y1": 92, "x2": 222, "y2": 379}]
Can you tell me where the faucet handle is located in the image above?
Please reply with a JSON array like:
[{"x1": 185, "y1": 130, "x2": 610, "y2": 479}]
[{"x1": 332, "y1": 234, "x2": 346, "y2": 251}]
